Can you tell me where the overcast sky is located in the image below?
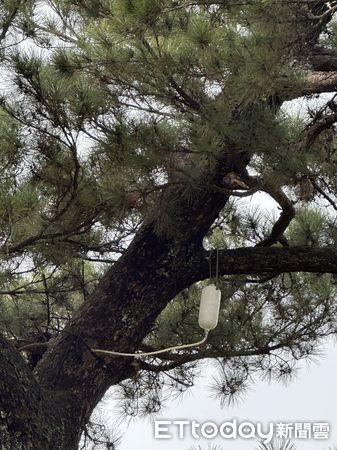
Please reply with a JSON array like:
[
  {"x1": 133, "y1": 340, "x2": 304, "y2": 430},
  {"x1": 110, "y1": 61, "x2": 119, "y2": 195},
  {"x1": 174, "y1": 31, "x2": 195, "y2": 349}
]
[
  {"x1": 91, "y1": 88, "x2": 337, "y2": 450},
  {"x1": 97, "y1": 187, "x2": 337, "y2": 450},
  {"x1": 100, "y1": 338, "x2": 337, "y2": 450}
]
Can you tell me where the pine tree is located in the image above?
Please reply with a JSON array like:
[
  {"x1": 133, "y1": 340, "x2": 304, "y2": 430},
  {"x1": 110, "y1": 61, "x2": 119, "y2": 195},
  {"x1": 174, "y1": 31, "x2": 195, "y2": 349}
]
[{"x1": 1, "y1": 0, "x2": 337, "y2": 448}]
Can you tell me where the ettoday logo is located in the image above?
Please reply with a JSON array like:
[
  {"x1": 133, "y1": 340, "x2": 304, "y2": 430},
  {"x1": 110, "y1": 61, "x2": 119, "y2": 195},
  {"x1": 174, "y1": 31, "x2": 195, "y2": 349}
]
[{"x1": 154, "y1": 420, "x2": 330, "y2": 443}]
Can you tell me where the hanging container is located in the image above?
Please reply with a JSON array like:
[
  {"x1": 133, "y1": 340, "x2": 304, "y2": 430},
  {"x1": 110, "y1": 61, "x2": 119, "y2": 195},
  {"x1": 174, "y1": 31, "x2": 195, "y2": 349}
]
[{"x1": 198, "y1": 284, "x2": 221, "y2": 331}]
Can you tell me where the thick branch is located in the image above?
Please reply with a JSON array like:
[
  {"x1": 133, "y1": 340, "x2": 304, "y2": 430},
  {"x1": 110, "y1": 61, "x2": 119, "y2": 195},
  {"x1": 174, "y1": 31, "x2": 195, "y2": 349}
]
[
  {"x1": 32, "y1": 143, "x2": 337, "y2": 447},
  {"x1": 310, "y1": 45, "x2": 337, "y2": 72},
  {"x1": 201, "y1": 246, "x2": 337, "y2": 277},
  {"x1": 33, "y1": 151, "x2": 240, "y2": 441},
  {"x1": 302, "y1": 70, "x2": 337, "y2": 95},
  {"x1": 305, "y1": 110, "x2": 337, "y2": 147},
  {"x1": 256, "y1": 185, "x2": 294, "y2": 247},
  {"x1": 243, "y1": 177, "x2": 295, "y2": 247}
]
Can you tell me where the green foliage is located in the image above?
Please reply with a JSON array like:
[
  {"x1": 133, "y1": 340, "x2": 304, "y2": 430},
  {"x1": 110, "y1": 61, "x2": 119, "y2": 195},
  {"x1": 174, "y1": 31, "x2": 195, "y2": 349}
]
[
  {"x1": 0, "y1": 259, "x2": 99, "y2": 350},
  {"x1": 288, "y1": 207, "x2": 330, "y2": 247},
  {"x1": 1, "y1": 0, "x2": 337, "y2": 443},
  {"x1": 0, "y1": 109, "x2": 22, "y2": 171},
  {"x1": 115, "y1": 267, "x2": 337, "y2": 415}
]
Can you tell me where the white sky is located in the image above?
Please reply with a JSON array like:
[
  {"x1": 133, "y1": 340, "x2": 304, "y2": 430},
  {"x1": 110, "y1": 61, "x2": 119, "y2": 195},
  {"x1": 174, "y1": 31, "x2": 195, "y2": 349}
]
[
  {"x1": 2, "y1": 17, "x2": 336, "y2": 449},
  {"x1": 98, "y1": 190, "x2": 337, "y2": 450},
  {"x1": 102, "y1": 338, "x2": 337, "y2": 450}
]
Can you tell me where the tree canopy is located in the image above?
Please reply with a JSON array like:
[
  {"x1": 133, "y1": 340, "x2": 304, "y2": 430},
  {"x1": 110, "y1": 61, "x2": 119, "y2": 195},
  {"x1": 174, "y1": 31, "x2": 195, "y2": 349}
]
[{"x1": 1, "y1": 0, "x2": 337, "y2": 448}]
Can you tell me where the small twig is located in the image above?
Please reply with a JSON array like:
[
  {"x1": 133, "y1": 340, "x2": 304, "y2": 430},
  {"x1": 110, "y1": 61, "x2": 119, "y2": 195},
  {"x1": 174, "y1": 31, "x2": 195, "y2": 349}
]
[
  {"x1": 42, "y1": 274, "x2": 51, "y2": 330},
  {"x1": 310, "y1": 178, "x2": 337, "y2": 211},
  {"x1": 34, "y1": 24, "x2": 78, "y2": 44},
  {"x1": 308, "y1": 1, "x2": 337, "y2": 21}
]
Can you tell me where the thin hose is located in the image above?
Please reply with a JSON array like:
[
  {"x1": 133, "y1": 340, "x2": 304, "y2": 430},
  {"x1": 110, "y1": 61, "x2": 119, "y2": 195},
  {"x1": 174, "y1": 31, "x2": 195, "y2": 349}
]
[{"x1": 92, "y1": 330, "x2": 209, "y2": 358}]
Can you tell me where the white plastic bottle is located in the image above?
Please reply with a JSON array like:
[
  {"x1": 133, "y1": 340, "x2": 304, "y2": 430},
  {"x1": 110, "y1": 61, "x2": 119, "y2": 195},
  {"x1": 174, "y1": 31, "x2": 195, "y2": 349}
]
[{"x1": 198, "y1": 284, "x2": 221, "y2": 331}]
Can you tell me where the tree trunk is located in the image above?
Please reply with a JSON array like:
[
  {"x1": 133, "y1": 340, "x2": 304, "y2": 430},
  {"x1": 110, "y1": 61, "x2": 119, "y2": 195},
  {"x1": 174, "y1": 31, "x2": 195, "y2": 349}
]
[
  {"x1": 1, "y1": 152, "x2": 236, "y2": 449},
  {"x1": 33, "y1": 178, "x2": 232, "y2": 447},
  {"x1": 3, "y1": 19, "x2": 337, "y2": 443},
  {"x1": 3, "y1": 128, "x2": 337, "y2": 448},
  {"x1": 0, "y1": 334, "x2": 81, "y2": 449}
]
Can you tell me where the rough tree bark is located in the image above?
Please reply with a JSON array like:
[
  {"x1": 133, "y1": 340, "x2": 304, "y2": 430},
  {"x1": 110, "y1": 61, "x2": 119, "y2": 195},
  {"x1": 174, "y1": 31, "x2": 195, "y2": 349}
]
[
  {"x1": 1, "y1": 149, "x2": 234, "y2": 448},
  {"x1": 1, "y1": 146, "x2": 337, "y2": 449},
  {"x1": 3, "y1": 5, "x2": 337, "y2": 449}
]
